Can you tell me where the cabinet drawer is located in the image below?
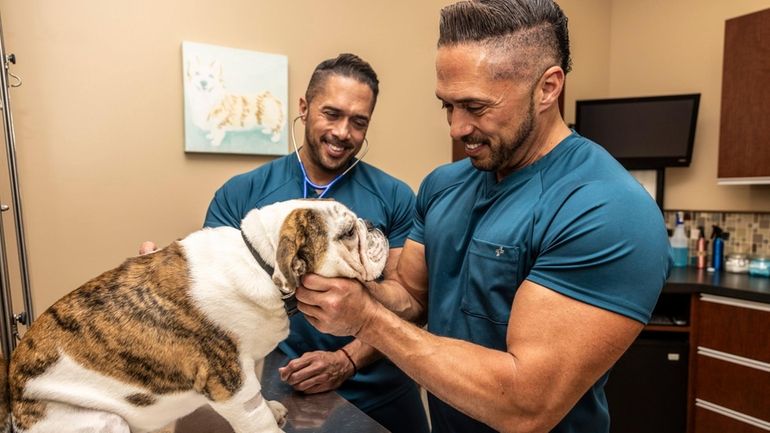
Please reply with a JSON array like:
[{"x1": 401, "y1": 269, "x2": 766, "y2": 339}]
[
  {"x1": 695, "y1": 353, "x2": 770, "y2": 422},
  {"x1": 694, "y1": 404, "x2": 769, "y2": 433},
  {"x1": 697, "y1": 295, "x2": 770, "y2": 363}
]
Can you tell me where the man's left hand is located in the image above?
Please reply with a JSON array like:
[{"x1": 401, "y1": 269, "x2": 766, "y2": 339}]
[{"x1": 278, "y1": 350, "x2": 354, "y2": 394}]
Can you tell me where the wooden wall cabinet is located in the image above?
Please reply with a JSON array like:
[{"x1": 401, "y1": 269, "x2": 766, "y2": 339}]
[
  {"x1": 717, "y1": 8, "x2": 770, "y2": 184},
  {"x1": 691, "y1": 295, "x2": 770, "y2": 433}
]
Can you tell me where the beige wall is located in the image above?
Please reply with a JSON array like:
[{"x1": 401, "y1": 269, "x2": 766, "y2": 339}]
[
  {"x1": 11, "y1": 1, "x2": 762, "y2": 315},
  {"x1": 559, "y1": 0, "x2": 613, "y2": 122},
  {"x1": 607, "y1": 0, "x2": 770, "y2": 211}
]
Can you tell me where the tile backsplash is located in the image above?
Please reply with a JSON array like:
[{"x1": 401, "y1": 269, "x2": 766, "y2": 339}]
[{"x1": 663, "y1": 211, "x2": 770, "y2": 261}]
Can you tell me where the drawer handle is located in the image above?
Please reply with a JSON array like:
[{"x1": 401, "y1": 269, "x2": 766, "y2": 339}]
[
  {"x1": 700, "y1": 294, "x2": 770, "y2": 312},
  {"x1": 698, "y1": 346, "x2": 770, "y2": 372},
  {"x1": 695, "y1": 399, "x2": 770, "y2": 430}
]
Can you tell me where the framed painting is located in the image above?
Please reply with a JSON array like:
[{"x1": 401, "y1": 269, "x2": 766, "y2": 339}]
[{"x1": 182, "y1": 41, "x2": 289, "y2": 155}]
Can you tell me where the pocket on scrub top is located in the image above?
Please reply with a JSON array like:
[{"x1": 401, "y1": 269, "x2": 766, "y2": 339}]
[{"x1": 462, "y1": 238, "x2": 520, "y2": 325}]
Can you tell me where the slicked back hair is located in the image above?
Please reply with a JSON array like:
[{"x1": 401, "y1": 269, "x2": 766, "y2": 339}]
[
  {"x1": 305, "y1": 53, "x2": 380, "y2": 108},
  {"x1": 438, "y1": 0, "x2": 572, "y2": 80}
]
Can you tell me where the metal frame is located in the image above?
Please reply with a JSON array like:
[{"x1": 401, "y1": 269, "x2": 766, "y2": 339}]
[{"x1": 0, "y1": 9, "x2": 35, "y2": 359}]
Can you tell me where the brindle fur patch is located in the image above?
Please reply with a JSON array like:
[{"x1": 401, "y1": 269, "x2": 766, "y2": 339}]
[
  {"x1": 9, "y1": 242, "x2": 243, "y2": 430},
  {"x1": 125, "y1": 393, "x2": 157, "y2": 407},
  {"x1": 0, "y1": 351, "x2": 9, "y2": 432},
  {"x1": 276, "y1": 209, "x2": 328, "y2": 289}
]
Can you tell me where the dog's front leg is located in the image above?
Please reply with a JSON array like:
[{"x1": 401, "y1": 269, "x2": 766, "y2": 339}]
[{"x1": 208, "y1": 359, "x2": 286, "y2": 433}]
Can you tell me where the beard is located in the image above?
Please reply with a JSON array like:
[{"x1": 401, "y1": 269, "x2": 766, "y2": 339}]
[
  {"x1": 302, "y1": 128, "x2": 356, "y2": 175},
  {"x1": 465, "y1": 99, "x2": 536, "y2": 173}
]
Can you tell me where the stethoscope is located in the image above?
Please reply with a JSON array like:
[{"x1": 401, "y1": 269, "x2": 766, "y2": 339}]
[{"x1": 290, "y1": 115, "x2": 369, "y2": 198}]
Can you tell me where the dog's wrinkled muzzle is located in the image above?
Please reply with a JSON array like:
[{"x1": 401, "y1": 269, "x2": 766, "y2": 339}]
[{"x1": 360, "y1": 220, "x2": 388, "y2": 281}]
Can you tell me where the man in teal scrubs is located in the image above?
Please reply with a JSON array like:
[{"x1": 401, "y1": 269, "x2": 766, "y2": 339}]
[
  {"x1": 200, "y1": 54, "x2": 428, "y2": 433},
  {"x1": 293, "y1": 2, "x2": 671, "y2": 433}
]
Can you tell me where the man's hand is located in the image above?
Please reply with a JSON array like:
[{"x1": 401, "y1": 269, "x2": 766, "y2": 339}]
[
  {"x1": 139, "y1": 241, "x2": 158, "y2": 255},
  {"x1": 296, "y1": 274, "x2": 382, "y2": 337},
  {"x1": 278, "y1": 350, "x2": 355, "y2": 394}
]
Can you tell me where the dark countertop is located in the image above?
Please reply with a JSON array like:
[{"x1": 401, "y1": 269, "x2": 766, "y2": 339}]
[
  {"x1": 664, "y1": 266, "x2": 770, "y2": 303},
  {"x1": 173, "y1": 351, "x2": 390, "y2": 433}
]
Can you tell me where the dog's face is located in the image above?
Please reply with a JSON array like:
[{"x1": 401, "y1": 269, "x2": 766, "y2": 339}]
[
  {"x1": 242, "y1": 199, "x2": 389, "y2": 295},
  {"x1": 186, "y1": 56, "x2": 224, "y2": 93}
]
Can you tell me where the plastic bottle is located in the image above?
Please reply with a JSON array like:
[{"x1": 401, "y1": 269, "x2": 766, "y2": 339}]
[
  {"x1": 696, "y1": 226, "x2": 708, "y2": 269},
  {"x1": 670, "y1": 212, "x2": 689, "y2": 267},
  {"x1": 711, "y1": 225, "x2": 724, "y2": 271}
]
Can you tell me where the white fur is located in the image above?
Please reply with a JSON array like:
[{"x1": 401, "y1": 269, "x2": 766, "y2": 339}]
[
  {"x1": 15, "y1": 403, "x2": 130, "y2": 433},
  {"x1": 22, "y1": 354, "x2": 203, "y2": 433}
]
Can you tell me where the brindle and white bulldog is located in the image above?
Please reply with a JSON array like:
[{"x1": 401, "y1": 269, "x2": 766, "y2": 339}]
[{"x1": 6, "y1": 199, "x2": 388, "y2": 433}]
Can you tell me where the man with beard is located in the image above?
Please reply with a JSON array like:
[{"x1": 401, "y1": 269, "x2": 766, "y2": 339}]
[
  {"x1": 293, "y1": 1, "x2": 671, "y2": 433},
  {"x1": 187, "y1": 54, "x2": 428, "y2": 433}
]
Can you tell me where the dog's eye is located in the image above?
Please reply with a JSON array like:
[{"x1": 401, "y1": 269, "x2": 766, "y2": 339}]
[{"x1": 342, "y1": 225, "x2": 356, "y2": 239}]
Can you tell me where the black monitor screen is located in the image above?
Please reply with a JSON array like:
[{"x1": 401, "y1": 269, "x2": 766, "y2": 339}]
[{"x1": 574, "y1": 94, "x2": 700, "y2": 170}]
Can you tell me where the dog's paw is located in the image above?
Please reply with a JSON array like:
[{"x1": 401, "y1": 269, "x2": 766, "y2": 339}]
[{"x1": 267, "y1": 400, "x2": 288, "y2": 428}]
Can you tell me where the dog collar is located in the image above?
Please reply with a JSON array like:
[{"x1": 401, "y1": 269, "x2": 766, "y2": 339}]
[{"x1": 241, "y1": 231, "x2": 298, "y2": 317}]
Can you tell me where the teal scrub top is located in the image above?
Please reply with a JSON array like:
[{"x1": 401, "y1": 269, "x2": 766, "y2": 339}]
[
  {"x1": 204, "y1": 152, "x2": 417, "y2": 412},
  {"x1": 409, "y1": 132, "x2": 671, "y2": 433}
]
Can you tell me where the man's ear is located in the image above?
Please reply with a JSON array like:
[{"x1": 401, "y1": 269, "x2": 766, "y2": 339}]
[
  {"x1": 299, "y1": 97, "x2": 308, "y2": 123},
  {"x1": 273, "y1": 209, "x2": 324, "y2": 293},
  {"x1": 536, "y1": 65, "x2": 565, "y2": 114}
]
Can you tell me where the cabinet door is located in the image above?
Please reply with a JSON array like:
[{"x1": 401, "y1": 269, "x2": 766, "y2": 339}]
[
  {"x1": 697, "y1": 296, "x2": 770, "y2": 363},
  {"x1": 695, "y1": 354, "x2": 770, "y2": 421},
  {"x1": 694, "y1": 406, "x2": 768, "y2": 433},
  {"x1": 605, "y1": 337, "x2": 689, "y2": 433},
  {"x1": 717, "y1": 8, "x2": 770, "y2": 182}
]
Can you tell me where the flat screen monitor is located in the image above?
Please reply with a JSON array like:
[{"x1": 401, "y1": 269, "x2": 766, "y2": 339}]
[{"x1": 574, "y1": 94, "x2": 700, "y2": 170}]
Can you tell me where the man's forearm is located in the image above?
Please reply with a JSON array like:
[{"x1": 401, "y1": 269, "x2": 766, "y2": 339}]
[
  {"x1": 365, "y1": 278, "x2": 426, "y2": 323},
  {"x1": 340, "y1": 338, "x2": 382, "y2": 371},
  {"x1": 354, "y1": 303, "x2": 539, "y2": 433}
]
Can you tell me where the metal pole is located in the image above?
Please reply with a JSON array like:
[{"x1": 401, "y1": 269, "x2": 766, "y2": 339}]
[
  {"x1": 0, "y1": 203, "x2": 15, "y2": 357},
  {"x1": 0, "y1": 9, "x2": 35, "y2": 353}
]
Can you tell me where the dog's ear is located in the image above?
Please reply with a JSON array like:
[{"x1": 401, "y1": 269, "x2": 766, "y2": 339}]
[
  {"x1": 274, "y1": 235, "x2": 304, "y2": 292},
  {"x1": 273, "y1": 209, "x2": 327, "y2": 293}
]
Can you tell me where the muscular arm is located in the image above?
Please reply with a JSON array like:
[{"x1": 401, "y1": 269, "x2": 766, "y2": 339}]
[{"x1": 299, "y1": 240, "x2": 643, "y2": 433}]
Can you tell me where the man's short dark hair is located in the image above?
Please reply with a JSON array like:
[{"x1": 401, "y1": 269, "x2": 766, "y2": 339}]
[
  {"x1": 305, "y1": 53, "x2": 380, "y2": 107},
  {"x1": 438, "y1": 0, "x2": 572, "y2": 78}
]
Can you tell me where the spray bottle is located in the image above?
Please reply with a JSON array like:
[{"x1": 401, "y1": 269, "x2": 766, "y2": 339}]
[
  {"x1": 670, "y1": 212, "x2": 689, "y2": 267},
  {"x1": 711, "y1": 225, "x2": 724, "y2": 271}
]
